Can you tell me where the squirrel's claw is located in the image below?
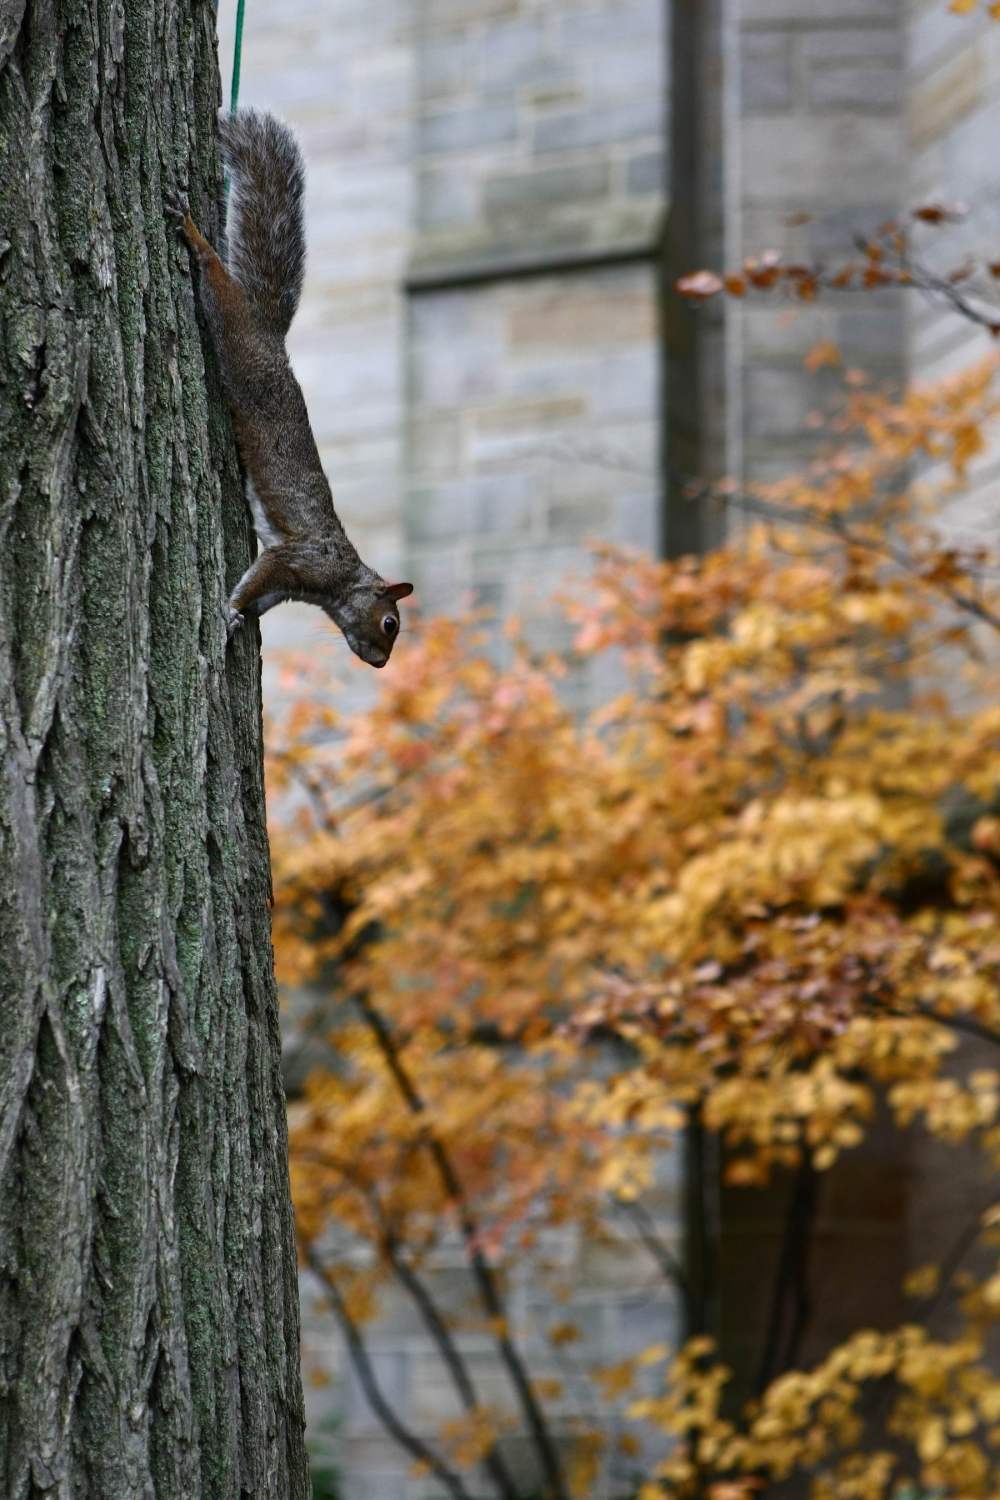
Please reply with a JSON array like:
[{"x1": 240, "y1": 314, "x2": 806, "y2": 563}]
[
  {"x1": 226, "y1": 606, "x2": 245, "y2": 642},
  {"x1": 164, "y1": 192, "x2": 190, "y2": 232}
]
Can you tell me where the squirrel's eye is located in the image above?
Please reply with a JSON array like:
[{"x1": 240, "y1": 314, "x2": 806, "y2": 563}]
[{"x1": 381, "y1": 614, "x2": 398, "y2": 637}]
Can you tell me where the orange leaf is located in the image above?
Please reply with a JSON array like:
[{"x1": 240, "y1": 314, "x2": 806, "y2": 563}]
[{"x1": 804, "y1": 340, "x2": 841, "y2": 372}]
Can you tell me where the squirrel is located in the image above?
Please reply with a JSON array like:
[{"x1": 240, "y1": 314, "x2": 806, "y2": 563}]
[{"x1": 168, "y1": 109, "x2": 412, "y2": 667}]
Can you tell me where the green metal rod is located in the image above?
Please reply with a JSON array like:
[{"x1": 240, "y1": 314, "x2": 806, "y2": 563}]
[{"x1": 229, "y1": 0, "x2": 246, "y2": 114}]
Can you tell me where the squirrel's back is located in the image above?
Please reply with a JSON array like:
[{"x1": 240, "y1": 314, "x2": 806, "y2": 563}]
[{"x1": 220, "y1": 109, "x2": 305, "y2": 339}]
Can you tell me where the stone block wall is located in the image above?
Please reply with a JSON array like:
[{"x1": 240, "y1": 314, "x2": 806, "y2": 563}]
[
  {"x1": 905, "y1": 0, "x2": 1000, "y2": 544},
  {"x1": 407, "y1": 0, "x2": 668, "y2": 677},
  {"x1": 405, "y1": 264, "x2": 660, "y2": 691},
  {"x1": 730, "y1": 0, "x2": 907, "y2": 486},
  {"x1": 412, "y1": 0, "x2": 666, "y2": 276}
]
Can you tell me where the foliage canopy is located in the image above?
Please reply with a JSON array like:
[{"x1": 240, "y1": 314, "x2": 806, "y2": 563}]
[{"x1": 270, "y1": 359, "x2": 1000, "y2": 1499}]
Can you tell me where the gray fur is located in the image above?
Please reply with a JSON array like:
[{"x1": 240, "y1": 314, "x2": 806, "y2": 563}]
[
  {"x1": 220, "y1": 109, "x2": 305, "y2": 337},
  {"x1": 170, "y1": 113, "x2": 413, "y2": 666}
]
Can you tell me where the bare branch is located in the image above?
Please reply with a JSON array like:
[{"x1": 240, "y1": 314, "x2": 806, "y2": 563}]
[
  {"x1": 302, "y1": 1244, "x2": 477, "y2": 1500},
  {"x1": 614, "y1": 1197, "x2": 690, "y2": 1302},
  {"x1": 677, "y1": 226, "x2": 1000, "y2": 339},
  {"x1": 690, "y1": 480, "x2": 1000, "y2": 636},
  {"x1": 366, "y1": 1190, "x2": 521, "y2": 1500},
  {"x1": 355, "y1": 994, "x2": 571, "y2": 1500},
  {"x1": 913, "y1": 1002, "x2": 1000, "y2": 1052}
]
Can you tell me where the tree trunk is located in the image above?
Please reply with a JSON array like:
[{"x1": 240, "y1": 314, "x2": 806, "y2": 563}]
[{"x1": 0, "y1": 3, "x2": 309, "y2": 1496}]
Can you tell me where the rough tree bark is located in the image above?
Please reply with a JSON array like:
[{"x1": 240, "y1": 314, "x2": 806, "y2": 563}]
[{"x1": 0, "y1": 2, "x2": 309, "y2": 1496}]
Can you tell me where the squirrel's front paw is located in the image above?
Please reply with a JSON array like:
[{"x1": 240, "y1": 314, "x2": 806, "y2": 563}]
[
  {"x1": 164, "y1": 192, "x2": 191, "y2": 233},
  {"x1": 226, "y1": 606, "x2": 245, "y2": 642}
]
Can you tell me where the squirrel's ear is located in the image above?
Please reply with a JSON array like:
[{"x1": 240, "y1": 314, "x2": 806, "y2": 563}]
[{"x1": 384, "y1": 581, "x2": 414, "y2": 601}]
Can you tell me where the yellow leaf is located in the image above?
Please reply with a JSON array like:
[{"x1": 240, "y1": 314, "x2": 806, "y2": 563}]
[
  {"x1": 918, "y1": 1417, "x2": 946, "y2": 1461},
  {"x1": 568, "y1": 1433, "x2": 605, "y2": 1499},
  {"x1": 592, "y1": 1360, "x2": 636, "y2": 1399},
  {"x1": 532, "y1": 1378, "x2": 563, "y2": 1401},
  {"x1": 440, "y1": 1410, "x2": 499, "y2": 1468},
  {"x1": 903, "y1": 1263, "x2": 940, "y2": 1299}
]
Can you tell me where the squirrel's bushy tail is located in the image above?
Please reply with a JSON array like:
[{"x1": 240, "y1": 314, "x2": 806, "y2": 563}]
[{"x1": 220, "y1": 109, "x2": 305, "y2": 338}]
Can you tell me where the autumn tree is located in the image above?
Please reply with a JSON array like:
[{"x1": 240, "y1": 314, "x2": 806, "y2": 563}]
[
  {"x1": 268, "y1": 358, "x2": 1000, "y2": 1499},
  {"x1": 0, "y1": 4, "x2": 307, "y2": 1494}
]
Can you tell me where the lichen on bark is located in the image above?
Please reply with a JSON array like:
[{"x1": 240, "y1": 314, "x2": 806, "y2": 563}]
[{"x1": 0, "y1": 2, "x2": 309, "y2": 1495}]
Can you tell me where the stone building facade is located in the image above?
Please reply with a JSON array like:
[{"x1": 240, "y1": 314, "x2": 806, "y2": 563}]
[{"x1": 216, "y1": 0, "x2": 1000, "y2": 1493}]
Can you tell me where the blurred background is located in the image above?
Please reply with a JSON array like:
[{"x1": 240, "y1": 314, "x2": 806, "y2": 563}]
[{"x1": 217, "y1": 3, "x2": 1000, "y2": 1496}]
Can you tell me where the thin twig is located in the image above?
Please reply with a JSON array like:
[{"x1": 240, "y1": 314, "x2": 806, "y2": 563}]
[
  {"x1": 696, "y1": 482, "x2": 1000, "y2": 637},
  {"x1": 898, "y1": 247, "x2": 1000, "y2": 337},
  {"x1": 614, "y1": 1197, "x2": 690, "y2": 1302},
  {"x1": 867, "y1": 1187, "x2": 999, "y2": 1436},
  {"x1": 827, "y1": 508, "x2": 1000, "y2": 636},
  {"x1": 913, "y1": 1002, "x2": 1000, "y2": 1052},
  {"x1": 922, "y1": 1192, "x2": 999, "y2": 1332}
]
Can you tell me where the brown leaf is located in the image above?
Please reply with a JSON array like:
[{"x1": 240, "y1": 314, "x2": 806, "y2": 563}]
[{"x1": 912, "y1": 200, "x2": 969, "y2": 223}]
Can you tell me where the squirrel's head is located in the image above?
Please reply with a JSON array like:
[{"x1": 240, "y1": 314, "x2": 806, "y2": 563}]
[{"x1": 326, "y1": 578, "x2": 414, "y2": 668}]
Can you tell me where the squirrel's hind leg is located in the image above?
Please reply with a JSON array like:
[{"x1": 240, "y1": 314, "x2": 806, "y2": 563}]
[{"x1": 167, "y1": 194, "x2": 253, "y2": 375}]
